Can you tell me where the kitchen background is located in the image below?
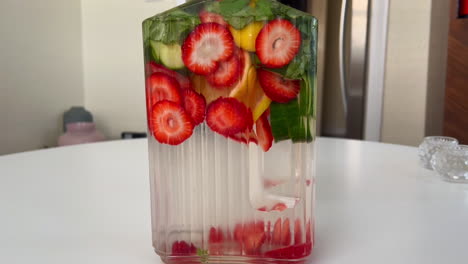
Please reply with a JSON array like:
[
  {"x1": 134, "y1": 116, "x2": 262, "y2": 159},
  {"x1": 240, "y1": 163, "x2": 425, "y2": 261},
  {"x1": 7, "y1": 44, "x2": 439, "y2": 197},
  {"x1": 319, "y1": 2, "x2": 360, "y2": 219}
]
[{"x1": 0, "y1": 0, "x2": 453, "y2": 155}]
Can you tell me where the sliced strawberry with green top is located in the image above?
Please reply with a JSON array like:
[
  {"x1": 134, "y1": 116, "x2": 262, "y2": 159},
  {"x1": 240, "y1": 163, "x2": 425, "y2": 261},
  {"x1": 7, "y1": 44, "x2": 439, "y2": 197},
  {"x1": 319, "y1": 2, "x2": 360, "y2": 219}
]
[
  {"x1": 146, "y1": 62, "x2": 192, "y2": 90},
  {"x1": 258, "y1": 69, "x2": 300, "y2": 103},
  {"x1": 182, "y1": 23, "x2": 235, "y2": 75},
  {"x1": 199, "y1": 10, "x2": 228, "y2": 27},
  {"x1": 206, "y1": 97, "x2": 253, "y2": 137},
  {"x1": 256, "y1": 19, "x2": 301, "y2": 68},
  {"x1": 255, "y1": 111, "x2": 273, "y2": 151},
  {"x1": 149, "y1": 100, "x2": 194, "y2": 145},
  {"x1": 147, "y1": 72, "x2": 182, "y2": 105},
  {"x1": 182, "y1": 89, "x2": 206, "y2": 126},
  {"x1": 206, "y1": 50, "x2": 242, "y2": 88}
]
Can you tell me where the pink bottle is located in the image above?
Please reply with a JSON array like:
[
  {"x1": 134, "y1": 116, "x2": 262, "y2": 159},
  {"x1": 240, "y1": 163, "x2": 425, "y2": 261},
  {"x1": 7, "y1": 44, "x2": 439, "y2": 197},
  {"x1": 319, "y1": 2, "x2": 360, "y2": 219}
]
[{"x1": 58, "y1": 122, "x2": 105, "y2": 146}]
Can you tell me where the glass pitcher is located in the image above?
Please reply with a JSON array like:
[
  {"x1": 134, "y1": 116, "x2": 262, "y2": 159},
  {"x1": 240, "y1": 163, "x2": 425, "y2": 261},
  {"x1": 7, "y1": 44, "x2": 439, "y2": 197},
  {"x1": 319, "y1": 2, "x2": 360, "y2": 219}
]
[{"x1": 142, "y1": 0, "x2": 317, "y2": 263}]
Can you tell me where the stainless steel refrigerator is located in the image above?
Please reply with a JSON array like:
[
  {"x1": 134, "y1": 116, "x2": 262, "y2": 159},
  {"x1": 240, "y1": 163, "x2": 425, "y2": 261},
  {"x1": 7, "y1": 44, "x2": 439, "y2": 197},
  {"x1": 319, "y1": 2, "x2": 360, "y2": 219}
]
[{"x1": 282, "y1": 0, "x2": 388, "y2": 141}]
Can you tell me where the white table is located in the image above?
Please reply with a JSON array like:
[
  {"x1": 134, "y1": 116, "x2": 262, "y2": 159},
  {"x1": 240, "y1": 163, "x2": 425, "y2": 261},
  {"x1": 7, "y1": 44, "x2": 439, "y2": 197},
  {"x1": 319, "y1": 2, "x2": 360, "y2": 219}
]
[{"x1": 0, "y1": 138, "x2": 467, "y2": 264}]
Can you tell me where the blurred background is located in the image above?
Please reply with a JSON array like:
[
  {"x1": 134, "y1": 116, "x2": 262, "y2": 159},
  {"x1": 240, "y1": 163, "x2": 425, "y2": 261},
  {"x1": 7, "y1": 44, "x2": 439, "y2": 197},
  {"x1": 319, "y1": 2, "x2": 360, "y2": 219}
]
[{"x1": 0, "y1": 0, "x2": 466, "y2": 155}]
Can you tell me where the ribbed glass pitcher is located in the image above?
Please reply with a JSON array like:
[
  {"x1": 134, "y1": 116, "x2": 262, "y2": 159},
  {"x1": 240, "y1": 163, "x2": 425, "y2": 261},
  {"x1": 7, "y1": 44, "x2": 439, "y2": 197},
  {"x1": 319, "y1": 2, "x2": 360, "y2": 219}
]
[{"x1": 142, "y1": 1, "x2": 317, "y2": 263}]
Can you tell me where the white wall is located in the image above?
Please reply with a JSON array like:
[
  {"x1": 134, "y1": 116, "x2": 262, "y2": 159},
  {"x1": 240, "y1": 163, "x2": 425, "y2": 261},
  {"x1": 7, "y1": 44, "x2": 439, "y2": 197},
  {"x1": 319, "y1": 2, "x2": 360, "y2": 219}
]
[
  {"x1": 0, "y1": 0, "x2": 84, "y2": 155},
  {"x1": 81, "y1": 1, "x2": 177, "y2": 139},
  {"x1": 381, "y1": 0, "x2": 432, "y2": 146}
]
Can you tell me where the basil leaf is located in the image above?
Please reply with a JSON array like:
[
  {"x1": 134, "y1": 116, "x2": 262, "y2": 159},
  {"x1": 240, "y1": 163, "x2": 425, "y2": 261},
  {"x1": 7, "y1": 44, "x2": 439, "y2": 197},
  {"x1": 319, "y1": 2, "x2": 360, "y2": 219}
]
[
  {"x1": 219, "y1": 0, "x2": 250, "y2": 16},
  {"x1": 147, "y1": 8, "x2": 200, "y2": 45},
  {"x1": 255, "y1": 0, "x2": 274, "y2": 19},
  {"x1": 226, "y1": 16, "x2": 254, "y2": 30}
]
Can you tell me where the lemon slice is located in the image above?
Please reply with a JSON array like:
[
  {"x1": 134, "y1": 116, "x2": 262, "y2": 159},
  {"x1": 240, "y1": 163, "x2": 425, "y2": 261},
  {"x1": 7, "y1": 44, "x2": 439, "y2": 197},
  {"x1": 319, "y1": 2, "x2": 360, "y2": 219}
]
[
  {"x1": 229, "y1": 22, "x2": 265, "y2": 52},
  {"x1": 230, "y1": 65, "x2": 255, "y2": 102},
  {"x1": 228, "y1": 50, "x2": 252, "y2": 99},
  {"x1": 249, "y1": 79, "x2": 272, "y2": 121},
  {"x1": 191, "y1": 75, "x2": 230, "y2": 104}
]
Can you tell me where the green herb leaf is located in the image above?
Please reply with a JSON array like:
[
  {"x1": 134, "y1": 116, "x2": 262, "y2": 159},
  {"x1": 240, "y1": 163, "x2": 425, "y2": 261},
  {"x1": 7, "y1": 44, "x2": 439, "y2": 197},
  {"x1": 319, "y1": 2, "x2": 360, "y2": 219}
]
[
  {"x1": 205, "y1": 0, "x2": 274, "y2": 29},
  {"x1": 255, "y1": 0, "x2": 274, "y2": 19},
  {"x1": 219, "y1": 0, "x2": 250, "y2": 16},
  {"x1": 270, "y1": 73, "x2": 316, "y2": 143},
  {"x1": 147, "y1": 8, "x2": 200, "y2": 45},
  {"x1": 224, "y1": 7, "x2": 255, "y2": 29}
]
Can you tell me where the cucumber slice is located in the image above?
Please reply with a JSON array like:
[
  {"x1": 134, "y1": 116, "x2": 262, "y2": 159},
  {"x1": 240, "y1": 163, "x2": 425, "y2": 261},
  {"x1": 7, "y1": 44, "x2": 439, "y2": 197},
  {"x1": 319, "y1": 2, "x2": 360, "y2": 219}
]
[
  {"x1": 150, "y1": 40, "x2": 162, "y2": 62},
  {"x1": 159, "y1": 43, "x2": 185, "y2": 70}
]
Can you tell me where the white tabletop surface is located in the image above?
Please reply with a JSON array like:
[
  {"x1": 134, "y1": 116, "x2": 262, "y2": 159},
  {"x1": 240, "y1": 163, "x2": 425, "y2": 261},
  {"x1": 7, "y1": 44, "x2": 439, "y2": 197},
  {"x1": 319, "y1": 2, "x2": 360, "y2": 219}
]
[{"x1": 0, "y1": 138, "x2": 467, "y2": 264}]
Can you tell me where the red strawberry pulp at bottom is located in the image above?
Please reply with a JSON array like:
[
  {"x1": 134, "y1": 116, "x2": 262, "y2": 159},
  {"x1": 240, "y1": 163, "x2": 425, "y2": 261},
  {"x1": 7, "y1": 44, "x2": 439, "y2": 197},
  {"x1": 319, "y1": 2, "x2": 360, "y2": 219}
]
[
  {"x1": 264, "y1": 242, "x2": 313, "y2": 259},
  {"x1": 170, "y1": 220, "x2": 312, "y2": 260},
  {"x1": 171, "y1": 240, "x2": 197, "y2": 255}
]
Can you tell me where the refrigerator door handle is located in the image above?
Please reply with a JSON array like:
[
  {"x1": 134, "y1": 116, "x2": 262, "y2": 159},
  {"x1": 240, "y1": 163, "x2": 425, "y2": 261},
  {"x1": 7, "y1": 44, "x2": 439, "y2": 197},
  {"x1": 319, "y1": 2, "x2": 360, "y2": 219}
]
[{"x1": 339, "y1": 0, "x2": 349, "y2": 116}]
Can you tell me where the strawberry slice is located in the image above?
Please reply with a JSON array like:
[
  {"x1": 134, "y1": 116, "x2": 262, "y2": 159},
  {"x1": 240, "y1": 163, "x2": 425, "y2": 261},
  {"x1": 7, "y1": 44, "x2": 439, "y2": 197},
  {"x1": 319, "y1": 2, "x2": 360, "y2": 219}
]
[
  {"x1": 199, "y1": 10, "x2": 228, "y2": 27},
  {"x1": 182, "y1": 89, "x2": 206, "y2": 126},
  {"x1": 146, "y1": 62, "x2": 192, "y2": 90},
  {"x1": 206, "y1": 97, "x2": 253, "y2": 137},
  {"x1": 272, "y1": 218, "x2": 291, "y2": 246},
  {"x1": 244, "y1": 229, "x2": 266, "y2": 254},
  {"x1": 255, "y1": 19, "x2": 301, "y2": 68},
  {"x1": 209, "y1": 226, "x2": 224, "y2": 255},
  {"x1": 182, "y1": 23, "x2": 235, "y2": 75},
  {"x1": 149, "y1": 100, "x2": 194, "y2": 145},
  {"x1": 255, "y1": 111, "x2": 273, "y2": 151},
  {"x1": 171, "y1": 240, "x2": 197, "y2": 255},
  {"x1": 233, "y1": 221, "x2": 266, "y2": 254},
  {"x1": 264, "y1": 242, "x2": 312, "y2": 259},
  {"x1": 209, "y1": 226, "x2": 224, "y2": 243},
  {"x1": 206, "y1": 51, "x2": 241, "y2": 88},
  {"x1": 306, "y1": 219, "x2": 312, "y2": 244},
  {"x1": 228, "y1": 128, "x2": 257, "y2": 145},
  {"x1": 228, "y1": 132, "x2": 248, "y2": 144},
  {"x1": 271, "y1": 203, "x2": 287, "y2": 212},
  {"x1": 147, "y1": 72, "x2": 182, "y2": 105},
  {"x1": 247, "y1": 129, "x2": 258, "y2": 144},
  {"x1": 272, "y1": 219, "x2": 282, "y2": 245},
  {"x1": 281, "y1": 218, "x2": 292, "y2": 246},
  {"x1": 294, "y1": 219, "x2": 303, "y2": 245},
  {"x1": 266, "y1": 221, "x2": 272, "y2": 242},
  {"x1": 257, "y1": 69, "x2": 300, "y2": 103}
]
